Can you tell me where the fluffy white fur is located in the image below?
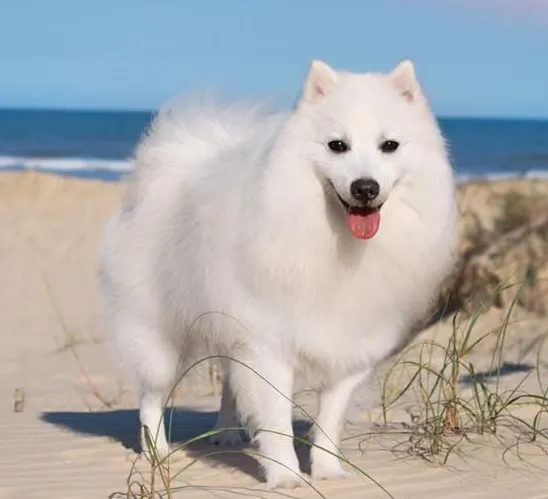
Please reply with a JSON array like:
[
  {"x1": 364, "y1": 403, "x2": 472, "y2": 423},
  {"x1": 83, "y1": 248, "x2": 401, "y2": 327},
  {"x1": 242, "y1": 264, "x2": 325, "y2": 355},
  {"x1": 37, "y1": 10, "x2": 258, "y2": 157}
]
[{"x1": 99, "y1": 60, "x2": 458, "y2": 488}]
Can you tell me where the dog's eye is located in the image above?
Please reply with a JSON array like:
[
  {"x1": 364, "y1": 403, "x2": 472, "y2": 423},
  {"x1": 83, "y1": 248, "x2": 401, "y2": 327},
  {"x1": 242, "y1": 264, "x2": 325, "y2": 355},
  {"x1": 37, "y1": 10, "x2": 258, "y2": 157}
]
[
  {"x1": 327, "y1": 140, "x2": 350, "y2": 154},
  {"x1": 379, "y1": 140, "x2": 400, "y2": 153}
]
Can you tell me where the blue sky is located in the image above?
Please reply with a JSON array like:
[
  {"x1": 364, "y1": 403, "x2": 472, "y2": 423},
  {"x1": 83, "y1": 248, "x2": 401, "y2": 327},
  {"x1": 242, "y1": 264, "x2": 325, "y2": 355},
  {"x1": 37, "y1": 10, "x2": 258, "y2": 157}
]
[{"x1": 1, "y1": 0, "x2": 547, "y2": 117}]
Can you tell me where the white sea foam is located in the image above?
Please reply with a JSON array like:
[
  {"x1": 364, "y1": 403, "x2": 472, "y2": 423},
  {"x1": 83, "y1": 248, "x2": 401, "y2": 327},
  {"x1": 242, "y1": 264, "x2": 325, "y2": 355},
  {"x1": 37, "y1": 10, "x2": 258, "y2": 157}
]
[
  {"x1": 1, "y1": 155, "x2": 547, "y2": 184},
  {"x1": 0, "y1": 155, "x2": 133, "y2": 173}
]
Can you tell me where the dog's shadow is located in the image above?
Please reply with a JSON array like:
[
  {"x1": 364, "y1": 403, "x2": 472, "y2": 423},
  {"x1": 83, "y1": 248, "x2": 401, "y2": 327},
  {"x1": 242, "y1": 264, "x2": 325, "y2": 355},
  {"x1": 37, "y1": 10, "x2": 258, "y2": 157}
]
[{"x1": 40, "y1": 408, "x2": 313, "y2": 482}]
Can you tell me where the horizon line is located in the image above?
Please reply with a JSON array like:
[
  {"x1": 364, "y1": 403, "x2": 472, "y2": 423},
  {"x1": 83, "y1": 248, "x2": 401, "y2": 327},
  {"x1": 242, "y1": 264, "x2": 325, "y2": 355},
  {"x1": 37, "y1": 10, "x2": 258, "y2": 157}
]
[{"x1": 0, "y1": 105, "x2": 547, "y2": 122}]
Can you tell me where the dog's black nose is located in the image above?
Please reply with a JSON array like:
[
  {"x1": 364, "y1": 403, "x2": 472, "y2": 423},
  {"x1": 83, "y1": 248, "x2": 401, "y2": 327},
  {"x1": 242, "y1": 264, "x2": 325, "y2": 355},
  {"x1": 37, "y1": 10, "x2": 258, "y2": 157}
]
[{"x1": 350, "y1": 178, "x2": 380, "y2": 203}]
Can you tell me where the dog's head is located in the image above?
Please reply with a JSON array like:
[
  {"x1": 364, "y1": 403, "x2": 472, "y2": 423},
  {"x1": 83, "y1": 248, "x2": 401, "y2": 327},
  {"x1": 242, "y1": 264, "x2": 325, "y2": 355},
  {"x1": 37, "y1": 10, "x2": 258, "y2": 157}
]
[{"x1": 291, "y1": 60, "x2": 446, "y2": 239}]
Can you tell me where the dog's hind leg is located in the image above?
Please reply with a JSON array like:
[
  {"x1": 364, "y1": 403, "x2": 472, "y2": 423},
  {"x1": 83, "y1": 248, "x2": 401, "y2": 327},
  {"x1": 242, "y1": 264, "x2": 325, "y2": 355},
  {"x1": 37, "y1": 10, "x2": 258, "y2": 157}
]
[
  {"x1": 209, "y1": 369, "x2": 245, "y2": 446},
  {"x1": 310, "y1": 370, "x2": 369, "y2": 480}
]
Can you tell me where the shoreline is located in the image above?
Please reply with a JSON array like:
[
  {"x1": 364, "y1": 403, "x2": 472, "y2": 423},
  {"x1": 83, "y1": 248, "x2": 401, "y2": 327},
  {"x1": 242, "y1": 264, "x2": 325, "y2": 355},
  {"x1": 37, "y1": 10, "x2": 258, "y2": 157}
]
[{"x1": 1, "y1": 161, "x2": 548, "y2": 185}]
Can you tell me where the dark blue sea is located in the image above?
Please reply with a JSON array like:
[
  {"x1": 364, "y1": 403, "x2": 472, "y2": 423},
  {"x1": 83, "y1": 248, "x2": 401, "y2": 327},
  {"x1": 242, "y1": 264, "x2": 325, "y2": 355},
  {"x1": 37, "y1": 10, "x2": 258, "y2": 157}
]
[{"x1": 1, "y1": 108, "x2": 547, "y2": 182}]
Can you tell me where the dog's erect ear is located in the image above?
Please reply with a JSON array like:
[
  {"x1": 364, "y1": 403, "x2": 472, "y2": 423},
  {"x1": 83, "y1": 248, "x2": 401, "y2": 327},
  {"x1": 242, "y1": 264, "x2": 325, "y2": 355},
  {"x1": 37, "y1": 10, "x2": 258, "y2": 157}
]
[
  {"x1": 300, "y1": 60, "x2": 338, "y2": 104},
  {"x1": 390, "y1": 60, "x2": 422, "y2": 102}
]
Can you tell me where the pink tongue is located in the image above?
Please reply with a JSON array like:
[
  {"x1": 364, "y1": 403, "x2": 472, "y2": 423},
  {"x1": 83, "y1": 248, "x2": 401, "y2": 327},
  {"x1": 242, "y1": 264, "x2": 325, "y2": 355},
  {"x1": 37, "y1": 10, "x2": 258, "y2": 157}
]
[{"x1": 347, "y1": 210, "x2": 380, "y2": 239}]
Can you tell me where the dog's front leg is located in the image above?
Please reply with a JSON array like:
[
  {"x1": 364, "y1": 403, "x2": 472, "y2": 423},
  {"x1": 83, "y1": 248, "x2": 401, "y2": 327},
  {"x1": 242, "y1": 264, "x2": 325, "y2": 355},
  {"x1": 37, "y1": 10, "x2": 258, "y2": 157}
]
[
  {"x1": 310, "y1": 370, "x2": 370, "y2": 480},
  {"x1": 229, "y1": 347, "x2": 305, "y2": 489}
]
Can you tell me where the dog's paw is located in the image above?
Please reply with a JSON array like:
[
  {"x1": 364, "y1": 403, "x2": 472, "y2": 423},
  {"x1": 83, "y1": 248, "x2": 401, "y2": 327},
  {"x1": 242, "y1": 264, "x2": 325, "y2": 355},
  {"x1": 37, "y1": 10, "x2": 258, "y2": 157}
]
[
  {"x1": 265, "y1": 468, "x2": 308, "y2": 489},
  {"x1": 140, "y1": 427, "x2": 171, "y2": 462},
  {"x1": 141, "y1": 440, "x2": 171, "y2": 463},
  {"x1": 209, "y1": 428, "x2": 244, "y2": 447},
  {"x1": 311, "y1": 459, "x2": 352, "y2": 481}
]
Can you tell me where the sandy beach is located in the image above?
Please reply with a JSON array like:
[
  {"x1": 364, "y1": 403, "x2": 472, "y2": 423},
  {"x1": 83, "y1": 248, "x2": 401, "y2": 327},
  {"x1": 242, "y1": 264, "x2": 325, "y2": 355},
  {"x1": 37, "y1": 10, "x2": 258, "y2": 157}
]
[{"x1": 1, "y1": 171, "x2": 547, "y2": 499}]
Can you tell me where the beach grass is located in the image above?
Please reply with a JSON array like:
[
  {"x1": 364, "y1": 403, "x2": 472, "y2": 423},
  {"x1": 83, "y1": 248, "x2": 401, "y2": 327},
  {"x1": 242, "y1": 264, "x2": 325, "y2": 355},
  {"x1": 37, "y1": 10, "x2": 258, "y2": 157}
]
[{"x1": 377, "y1": 282, "x2": 548, "y2": 465}]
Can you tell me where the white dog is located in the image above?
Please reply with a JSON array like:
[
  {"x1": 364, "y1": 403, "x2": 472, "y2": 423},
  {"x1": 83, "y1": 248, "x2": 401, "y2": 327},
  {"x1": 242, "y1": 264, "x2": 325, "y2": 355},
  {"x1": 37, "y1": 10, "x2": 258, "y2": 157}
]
[{"x1": 99, "y1": 59, "x2": 458, "y2": 488}]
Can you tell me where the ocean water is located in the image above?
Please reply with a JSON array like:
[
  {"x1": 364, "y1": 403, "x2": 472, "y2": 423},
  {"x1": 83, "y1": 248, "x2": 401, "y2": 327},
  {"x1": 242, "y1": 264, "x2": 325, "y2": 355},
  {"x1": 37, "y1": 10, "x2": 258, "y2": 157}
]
[{"x1": 0, "y1": 108, "x2": 547, "y2": 182}]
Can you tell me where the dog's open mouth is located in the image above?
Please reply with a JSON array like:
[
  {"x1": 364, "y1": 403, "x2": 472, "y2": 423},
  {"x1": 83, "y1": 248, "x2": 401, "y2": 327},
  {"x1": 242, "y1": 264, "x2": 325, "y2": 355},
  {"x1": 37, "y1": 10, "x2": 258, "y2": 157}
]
[{"x1": 332, "y1": 189, "x2": 383, "y2": 240}]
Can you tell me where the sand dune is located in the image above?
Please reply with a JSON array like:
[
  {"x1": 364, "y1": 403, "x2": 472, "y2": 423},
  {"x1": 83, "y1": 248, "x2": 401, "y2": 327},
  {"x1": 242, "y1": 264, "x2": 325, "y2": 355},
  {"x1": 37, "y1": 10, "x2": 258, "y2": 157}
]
[{"x1": 1, "y1": 171, "x2": 547, "y2": 499}]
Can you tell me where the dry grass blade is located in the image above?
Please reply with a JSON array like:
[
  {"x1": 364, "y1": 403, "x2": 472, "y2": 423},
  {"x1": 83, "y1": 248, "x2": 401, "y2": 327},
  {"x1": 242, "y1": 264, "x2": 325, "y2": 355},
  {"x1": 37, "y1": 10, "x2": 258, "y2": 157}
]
[{"x1": 42, "y1": 271, "x2": 117, "y2": 409}]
